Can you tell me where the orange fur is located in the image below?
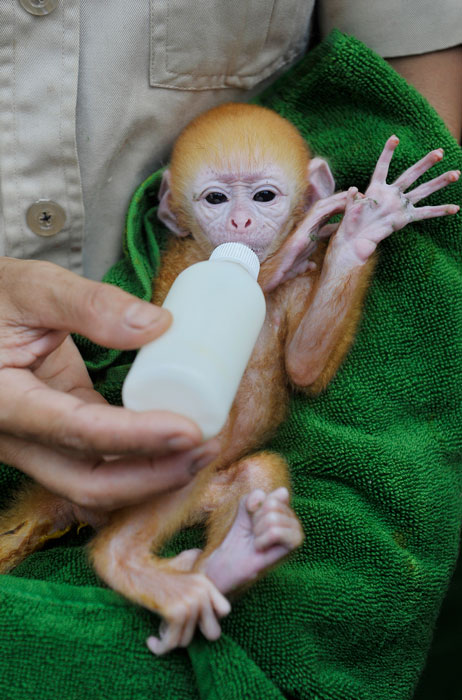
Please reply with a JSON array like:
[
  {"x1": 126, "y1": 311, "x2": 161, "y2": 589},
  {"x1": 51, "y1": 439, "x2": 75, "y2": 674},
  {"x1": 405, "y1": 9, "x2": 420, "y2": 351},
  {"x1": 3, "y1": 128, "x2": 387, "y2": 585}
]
[
  {"x1": 0, "y1": 483, "x2": 73, "y2": 572},
  {"x1": 285, "y1": 249, "x2": 376, "y2": 392},
  {"x1": 305, "y1": 256, "x2": 376, "y2": 394},
  {"x1": 0, "y1": 104, "x2": 376, "y2": 652},
  {"x1": 169, "y1": 103, "x2": 310, "y2": 235}
]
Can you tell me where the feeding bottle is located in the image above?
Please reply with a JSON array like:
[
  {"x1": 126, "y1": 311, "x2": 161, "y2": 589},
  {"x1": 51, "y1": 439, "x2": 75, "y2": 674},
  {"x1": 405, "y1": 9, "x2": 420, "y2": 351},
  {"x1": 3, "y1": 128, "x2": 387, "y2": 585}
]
[{"x1": 122, "y1": 242, "x2": 266, "y2": 440}]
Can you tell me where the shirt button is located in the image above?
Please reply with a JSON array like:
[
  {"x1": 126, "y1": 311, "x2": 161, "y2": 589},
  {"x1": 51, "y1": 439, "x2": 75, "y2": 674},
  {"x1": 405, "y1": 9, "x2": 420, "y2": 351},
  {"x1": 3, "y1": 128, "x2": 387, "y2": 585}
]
[
  {"x1": 26, "y1": 200, "x2": 66, "y2": 237},
  {"x1": 19, "y1": 0, "x2": 58, "y2": 16}
]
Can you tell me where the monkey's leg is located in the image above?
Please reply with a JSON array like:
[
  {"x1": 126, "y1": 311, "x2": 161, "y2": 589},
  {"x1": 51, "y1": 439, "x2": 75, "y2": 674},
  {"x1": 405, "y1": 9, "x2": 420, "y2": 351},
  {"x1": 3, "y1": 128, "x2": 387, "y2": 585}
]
[
  {"x1": 147, "y1": 451, "x2": 303, "y2": 655},
  {"x1": 0, "y1": 483, "x2": 76, "y2": 573},
  {"x1": 89, "y1": 480, "x2": 231, "y2": 655},
  {"x1": 191, "y1": 451, "x2": 304, "y2": 597}
]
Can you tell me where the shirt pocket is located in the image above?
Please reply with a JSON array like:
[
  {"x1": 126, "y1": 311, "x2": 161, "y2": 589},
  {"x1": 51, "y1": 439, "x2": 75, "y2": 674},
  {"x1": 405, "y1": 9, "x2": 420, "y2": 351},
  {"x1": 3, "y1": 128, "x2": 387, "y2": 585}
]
[{"x1": 150, "y1": 0, "x2": 314, "y2": 91}]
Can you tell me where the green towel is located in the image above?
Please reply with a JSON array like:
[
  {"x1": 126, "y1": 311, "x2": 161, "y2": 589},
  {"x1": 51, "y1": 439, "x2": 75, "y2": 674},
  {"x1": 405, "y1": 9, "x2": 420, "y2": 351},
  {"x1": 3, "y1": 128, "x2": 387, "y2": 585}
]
[{"x1": 0, "y1": 30, "x2": 461, "y2": 700}]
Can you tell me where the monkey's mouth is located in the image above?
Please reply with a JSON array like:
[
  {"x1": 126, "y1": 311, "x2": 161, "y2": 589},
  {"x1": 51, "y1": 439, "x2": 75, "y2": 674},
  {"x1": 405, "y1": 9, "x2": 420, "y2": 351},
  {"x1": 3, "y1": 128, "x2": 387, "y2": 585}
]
[
  {"x1": 211, "y1": 232, "x2": 272, "y2": 261},
  {"x1": 225, "y1": 239, "x2": 266, "y2": 260},
  {"x1": 249, "y1": 246, "x2": 265, "y2": 260}
]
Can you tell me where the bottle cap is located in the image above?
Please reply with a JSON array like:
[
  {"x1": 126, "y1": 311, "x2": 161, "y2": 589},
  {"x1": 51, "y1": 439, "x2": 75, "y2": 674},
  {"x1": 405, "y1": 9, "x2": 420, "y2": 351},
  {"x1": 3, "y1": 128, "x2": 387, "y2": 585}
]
[{"x1": 210, "y1": 242, "x2": 260, "y2": 280}]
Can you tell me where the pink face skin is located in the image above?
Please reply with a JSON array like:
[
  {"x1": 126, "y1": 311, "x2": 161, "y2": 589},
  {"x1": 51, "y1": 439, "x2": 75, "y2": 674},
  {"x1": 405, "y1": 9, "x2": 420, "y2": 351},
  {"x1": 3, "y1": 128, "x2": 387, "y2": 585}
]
[{"x1": 189, "y1": 165, "x2": 297, "y2": 261}]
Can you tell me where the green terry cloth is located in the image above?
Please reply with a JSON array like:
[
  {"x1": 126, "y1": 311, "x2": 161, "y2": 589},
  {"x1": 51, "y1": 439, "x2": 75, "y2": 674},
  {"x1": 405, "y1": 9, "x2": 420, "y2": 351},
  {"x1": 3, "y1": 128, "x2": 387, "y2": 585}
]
[{"x1": 0, "y1": 30, "x2": 461, "y2": 700}]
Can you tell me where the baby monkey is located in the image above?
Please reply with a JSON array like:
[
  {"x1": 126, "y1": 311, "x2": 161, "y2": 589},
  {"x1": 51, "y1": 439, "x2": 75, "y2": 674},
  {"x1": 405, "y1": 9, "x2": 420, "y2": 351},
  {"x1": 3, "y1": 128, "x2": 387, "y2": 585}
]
[{"x1": 0, "y1": 104, "x2": 459, "y2": 655}]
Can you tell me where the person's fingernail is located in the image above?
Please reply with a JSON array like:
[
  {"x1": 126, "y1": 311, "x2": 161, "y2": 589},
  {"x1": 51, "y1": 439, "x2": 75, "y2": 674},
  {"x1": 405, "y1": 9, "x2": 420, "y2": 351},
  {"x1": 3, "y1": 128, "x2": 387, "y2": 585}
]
[
  {"x1": 189, "y1": 440, "x2": 220, "y2": 475},
  {"x1": 167, "y1": 435, "x2": 198, "y2": 451},
  {"x1": 190, "y1": 453, "x2": 214, "y2": 474},
  {"x1": 124, "y1": 302, "x2": 168, "y2": 329}
]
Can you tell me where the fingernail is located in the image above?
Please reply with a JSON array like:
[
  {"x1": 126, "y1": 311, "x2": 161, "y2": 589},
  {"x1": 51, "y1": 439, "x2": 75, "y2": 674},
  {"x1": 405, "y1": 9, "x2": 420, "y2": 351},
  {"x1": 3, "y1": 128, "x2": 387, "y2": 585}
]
[
  {"x1": 124, "y1": 302, "x2": 168, "y2": 330},
  {"x1": 189, "y1": 440, "x2": 220, "y2": 475},
  {"x1": 167, "y1": 435, "x2": 198, "y2": 451},
  {"x1": 190, "y1": 453, "x2": 214, "y2": 475},
  {"x1": 250, "y1": 498, "x2": 264, "y2": 512}
]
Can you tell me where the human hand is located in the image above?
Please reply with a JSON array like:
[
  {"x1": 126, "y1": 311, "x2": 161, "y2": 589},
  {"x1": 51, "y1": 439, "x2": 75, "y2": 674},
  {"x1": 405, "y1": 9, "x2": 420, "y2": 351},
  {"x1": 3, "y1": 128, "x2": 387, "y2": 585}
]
[
  {"x1": 0, "y1": 258, "x2": 218, "y2": 510},
  {"x1": 333, "y1": 137, "x2": 460, "y2": 267}
]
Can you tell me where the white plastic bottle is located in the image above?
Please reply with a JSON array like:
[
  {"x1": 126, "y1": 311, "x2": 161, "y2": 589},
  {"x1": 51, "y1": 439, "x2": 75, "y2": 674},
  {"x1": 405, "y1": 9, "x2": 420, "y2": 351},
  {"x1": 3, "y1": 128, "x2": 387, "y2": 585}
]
[{"x1": 122, "y1": 242, "x2": 266, "y2": 440}]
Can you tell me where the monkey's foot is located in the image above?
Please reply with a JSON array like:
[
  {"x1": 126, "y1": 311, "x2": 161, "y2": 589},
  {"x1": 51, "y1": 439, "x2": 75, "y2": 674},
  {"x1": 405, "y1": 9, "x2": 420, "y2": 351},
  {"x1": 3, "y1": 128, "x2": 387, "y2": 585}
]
[
  {"x1": 201, "y1": 487, "x2": 304, "y2": 594},
  {"x1": 168, "y1": 548, "x2": 203, "y2": 572},
  {"x1": 145, "y1": 569, "x2": 231, "y2": 655}
]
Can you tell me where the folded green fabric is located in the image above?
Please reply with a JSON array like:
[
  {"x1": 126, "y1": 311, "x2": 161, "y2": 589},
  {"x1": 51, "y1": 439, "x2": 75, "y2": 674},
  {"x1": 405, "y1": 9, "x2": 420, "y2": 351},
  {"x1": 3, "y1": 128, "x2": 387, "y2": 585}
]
[{"x1": 1, "y1": 30, "x2": 461, "y2": 700}]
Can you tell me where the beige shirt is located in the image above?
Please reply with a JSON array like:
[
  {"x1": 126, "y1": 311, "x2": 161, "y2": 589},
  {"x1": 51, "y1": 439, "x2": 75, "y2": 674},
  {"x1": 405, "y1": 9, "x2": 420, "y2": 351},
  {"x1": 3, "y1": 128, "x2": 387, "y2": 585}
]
[{"x1": 0, "y1": 1, "x2": 460, "y2": 281}]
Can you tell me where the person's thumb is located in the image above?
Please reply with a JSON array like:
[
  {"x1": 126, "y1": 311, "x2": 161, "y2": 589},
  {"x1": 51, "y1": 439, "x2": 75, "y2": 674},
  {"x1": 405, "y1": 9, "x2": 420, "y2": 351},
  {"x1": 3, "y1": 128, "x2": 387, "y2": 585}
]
[{"x1": 1, "y1": 258, "x2": 171, "y2": 349}]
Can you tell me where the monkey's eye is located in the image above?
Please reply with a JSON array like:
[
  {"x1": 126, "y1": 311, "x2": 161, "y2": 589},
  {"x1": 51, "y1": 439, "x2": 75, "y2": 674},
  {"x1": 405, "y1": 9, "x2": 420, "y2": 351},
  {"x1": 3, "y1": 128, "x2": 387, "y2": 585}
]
[
  {"x1": 205, "y1": 192, "x2": 228, "y2": 205},
  {"x1": 253, "y1": 190, "x2": 276, "y2": 202}
]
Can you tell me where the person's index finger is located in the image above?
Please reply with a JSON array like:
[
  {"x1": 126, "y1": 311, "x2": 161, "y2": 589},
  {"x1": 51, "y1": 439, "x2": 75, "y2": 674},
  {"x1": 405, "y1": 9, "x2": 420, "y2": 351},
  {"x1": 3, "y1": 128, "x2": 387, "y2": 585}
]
[
  {"x1": 0, "y1": 367, "x2": 202, "y2": 455},
  {"x1": 0, "y1": 258, "x2": 171, "y2": 350},
  {"x1": 0, "y1": 434, "x2": 220, "y2": 510}
]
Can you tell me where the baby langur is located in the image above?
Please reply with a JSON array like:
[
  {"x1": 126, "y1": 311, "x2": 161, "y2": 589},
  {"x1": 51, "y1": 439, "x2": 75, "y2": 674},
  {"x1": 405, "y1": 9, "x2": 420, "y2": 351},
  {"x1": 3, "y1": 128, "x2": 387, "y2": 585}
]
[{"x1": 0, "y1": 104, "x2": 459, "y2": 656}]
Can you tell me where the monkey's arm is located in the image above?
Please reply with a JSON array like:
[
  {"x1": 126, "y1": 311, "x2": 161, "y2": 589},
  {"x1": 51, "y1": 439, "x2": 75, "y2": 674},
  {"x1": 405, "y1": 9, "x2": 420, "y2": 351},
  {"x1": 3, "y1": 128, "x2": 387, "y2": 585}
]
[
  {"x1": 285, "y1": 248, "x2": 375, "y2": 394},
  {"x1": 285, "y1": 136, "x2": 460, "y2": 393},
  {"x1": 259, "y1": 191, "x2": 347, "y2": 293}
]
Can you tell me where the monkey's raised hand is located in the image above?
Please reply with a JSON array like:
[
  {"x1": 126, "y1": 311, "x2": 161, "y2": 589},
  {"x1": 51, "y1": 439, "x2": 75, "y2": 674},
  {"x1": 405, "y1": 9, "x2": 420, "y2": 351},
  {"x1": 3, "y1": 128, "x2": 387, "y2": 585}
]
[
  {"x1": 259, "y1": 190, "x2": 347, "y2": 293},
  {"x1": 334, "y1": 137, "x2": 460, "y2": 267}
]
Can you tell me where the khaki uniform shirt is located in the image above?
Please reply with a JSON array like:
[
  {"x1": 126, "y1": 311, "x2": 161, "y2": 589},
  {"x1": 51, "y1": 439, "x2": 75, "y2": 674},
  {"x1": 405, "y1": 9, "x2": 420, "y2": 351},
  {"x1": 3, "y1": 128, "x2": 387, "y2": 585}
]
[{"x1": 0, "y1": 1, "x2": 460, "y2": 281}]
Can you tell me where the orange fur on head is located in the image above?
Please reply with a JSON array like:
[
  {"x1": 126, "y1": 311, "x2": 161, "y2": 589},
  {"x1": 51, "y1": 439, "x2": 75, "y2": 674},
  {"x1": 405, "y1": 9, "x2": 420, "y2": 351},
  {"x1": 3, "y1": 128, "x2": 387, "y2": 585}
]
[{"x1": 169, "y1": 103, "x2": 311, "y2": 223}]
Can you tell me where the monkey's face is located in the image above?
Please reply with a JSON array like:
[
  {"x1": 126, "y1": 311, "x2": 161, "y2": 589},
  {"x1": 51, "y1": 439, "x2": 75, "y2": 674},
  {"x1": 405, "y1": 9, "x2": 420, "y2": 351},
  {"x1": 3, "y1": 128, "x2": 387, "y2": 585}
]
[{"x1": 187, "y1": 165, "x2": 298, "y2": 261}]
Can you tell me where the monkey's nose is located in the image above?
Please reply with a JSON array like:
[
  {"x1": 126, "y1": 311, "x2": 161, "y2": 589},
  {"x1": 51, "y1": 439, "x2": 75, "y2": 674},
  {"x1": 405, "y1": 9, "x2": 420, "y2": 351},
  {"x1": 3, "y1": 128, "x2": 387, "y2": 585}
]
[{"x1": 231, "y1": 218, "x2": 252, "y2": 230}]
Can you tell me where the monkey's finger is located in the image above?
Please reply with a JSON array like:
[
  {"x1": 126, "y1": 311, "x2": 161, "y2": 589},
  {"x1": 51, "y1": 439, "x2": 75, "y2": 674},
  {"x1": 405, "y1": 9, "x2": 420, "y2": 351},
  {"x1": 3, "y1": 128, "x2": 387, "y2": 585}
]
[
  {"x1": 253, "y1": 511, "x2": 297, "y2": 540},
  {"x1": 370, "y1": 136, "x2": 399, "y2": 185},
  {"x1": 147, "y1": 620, "x2": 183, "y2": 656},
  {"x1": 311, "y1": 190, "x2": 349, "y2": 215},
  {"x1": 303, "y1": 191, "x2": 349, "y2": 230},
  {"x1": 245, "y1": 489, "x2": 267, "y2": 513},
  {"x1": 268, "y1": 487, "x2": 290, "y2": 504},
  {"x1": 253, "y1": 491, "x2": 293, "y2": 519},
  {"x1": 147, "y1": 636, "x2": 166, "y2": 656},
  {"x1": 250, "y1": 489, "x2": 292, "y2": 527},
  {"x1": 0, "y1": 432, "x2": 219, "y2": 510},
  {"x1": 317, "y1": 223, "x2": 339, "y2": 240},
  {"x1": 198, "y1": 595, "x2": 223, "y2": 642},
  {"x1": 254, "y1": 523, "x2": 304, "y2": 553},
  {"x1": 210, "y1": 586, "x2": 232, "y2": 619},
  {"x1": 409, "y1": 204, "x2": 460, "y2": 221},
  {"x1": 178, "y1": 611, "x2": 200, "y2": 648},
  {"x1": 343, "y1": 187, "x2": 360, "y2": 215},
  {"x1": 255, "y1": 542, "x2": 291, "y2": 570},
  {"x1": 168, "y1": 548, "x2": 203, "y2": 573},
  {"x1": 347, "y1": 186, "x2": 359, "y2": 202},
  {"x1": 392, "y1": 148, "x2": 444, "y2": 191},
  {"x1": 405, "y1": 170, "x2": 460, "y2": 204}
]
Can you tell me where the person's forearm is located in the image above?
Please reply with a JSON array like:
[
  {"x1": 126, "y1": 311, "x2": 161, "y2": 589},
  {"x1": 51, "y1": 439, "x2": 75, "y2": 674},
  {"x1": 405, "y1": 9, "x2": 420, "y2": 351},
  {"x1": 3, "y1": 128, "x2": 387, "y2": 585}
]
[{"x1": 387, "y1": 45, "x2": 462, "y2": 144}]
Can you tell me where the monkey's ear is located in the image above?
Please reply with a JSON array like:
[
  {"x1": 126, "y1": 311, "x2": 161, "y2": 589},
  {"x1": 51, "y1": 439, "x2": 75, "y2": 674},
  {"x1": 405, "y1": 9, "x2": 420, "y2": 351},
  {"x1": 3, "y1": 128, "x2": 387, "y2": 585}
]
[
  {"x1": 157, "y1": 169, "x2": 189, "y2": 237},
  {"x1": 304, "y1": 158, "x2": 335, "y2": 209}
]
